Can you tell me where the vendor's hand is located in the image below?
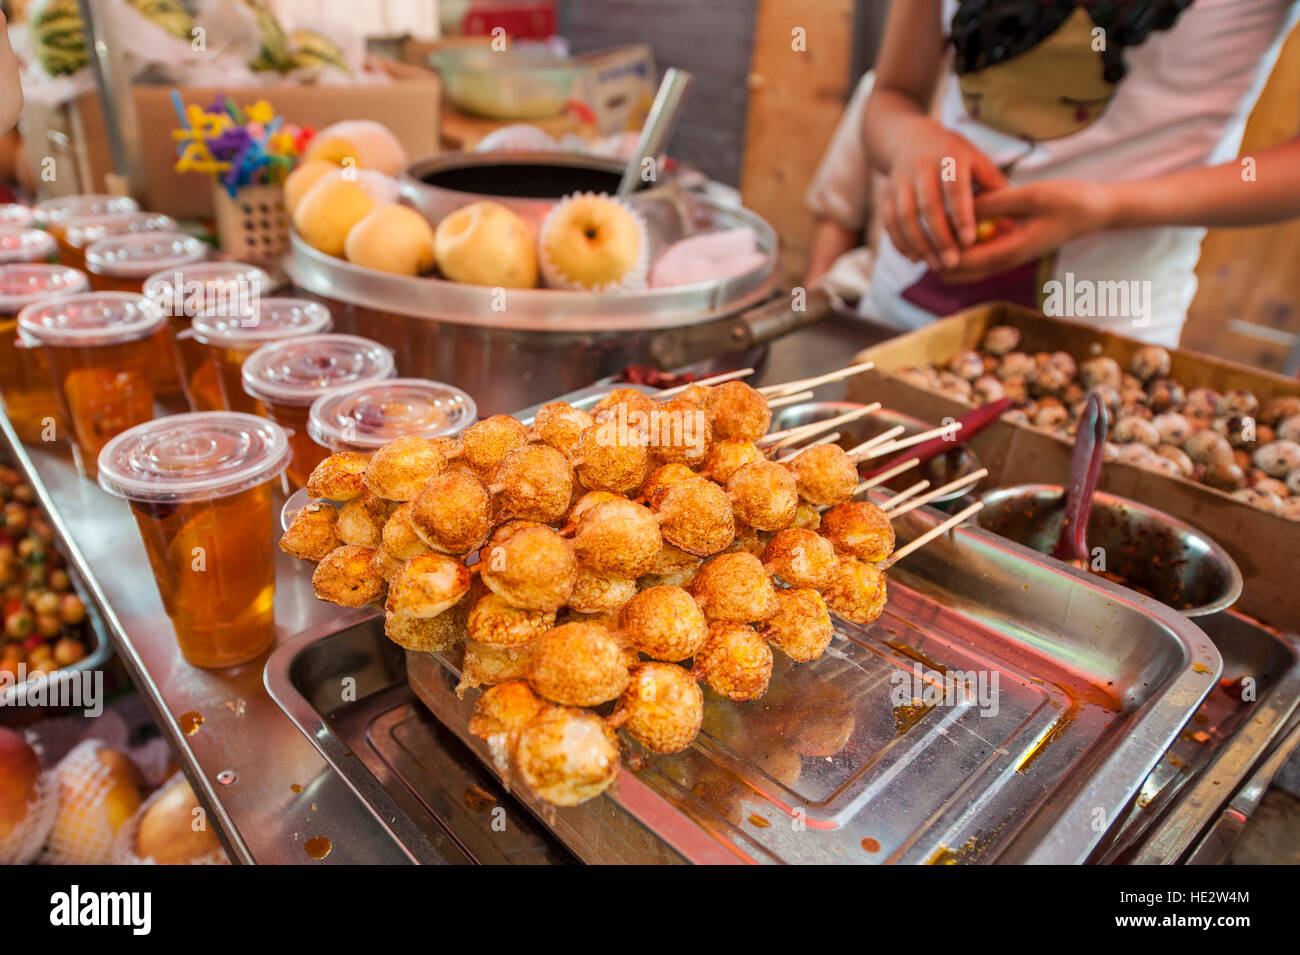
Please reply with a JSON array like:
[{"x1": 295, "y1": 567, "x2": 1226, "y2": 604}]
[
  {"x1": 941, "y1": 179, "x2": 1117, "y2": 283},
  {"x1": 881, "y1": 117, "x2": 1007, "y2": 272}
]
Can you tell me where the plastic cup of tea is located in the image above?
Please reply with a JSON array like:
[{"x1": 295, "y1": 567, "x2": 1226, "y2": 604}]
[
  {"x1": 34, "y1": 194, "x2": 139, "y2": 240},
  {"x1": 0, "y1": 226, "x2": 57, "y2": 265},
  {"x1": 241, "y1": 334, "x2": 397, "y2": 489},
  {"x1": 59, "y1": 211, "x2": 176, "y2": 269},
  {"x1": 18, "y1": 291, "x2": 172, "y2": 477},
  {"x1": 97, "y1": 412, "x2": 290, "y2": 668},
  {"x1": 188, "y1": 298, "x2": 333, "y2": 415},
  {"x1": 308, "y1": 378, "x2": 478, "y2": 453},
  {"x1": 0, "y1": 264, "x2": 88, "y2": 444}
]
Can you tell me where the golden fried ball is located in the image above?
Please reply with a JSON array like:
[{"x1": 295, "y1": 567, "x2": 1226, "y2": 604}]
[
  {"x1": 460, "y1": 415, "x2": 529, "y2": 478},
  {"x1": 765, "y1": 588, "x2": 834, "y2": 662},
  {"x1": 654, "y1": 476, "x2": 735, "y2": 556},
  {"x1": 467, "y1": 592, "x2": 555, "y2": 648},
  {"x1": 613, "y1": 662, "x2": 703, "y2": 753},
  {"x1": 369, "y1": 544, "x2": 406, "y2": 582},
  {"x1": 788, "y1": 443, "x2": 859, "y2": 507},
  {"x1": 820, "y1": 500, "x2": 896, "y2": 563},
  {"x1": 469, "y1": 681, "x2": 546, "y2": 768},
  {"x1": 383, "y1": 592, "x2": 469, "y2": 653},
  {"x1": 409, "y1": 469, "x2": 492, "y2": 556},
  {"x1": 491, "y1": 443, "x2": 573, "y2": 523},
  {"x1": 694, "y1": 621, "x2": 774, "y2": 701},
  {"x1": 725, "y1": 520, "x2": 769, "y2": 557},
  {"x1": 791, "y1": 501, "x2": 822, "y2": 530},
  {"x1": 704, "y1": 381, "x2": 771, "y2": 442},
  {"x1": 573, "y1": 498, "x2": 662, "y2": 577},
  {"x1": 305, "y1": 452, "x2": 368, "y2": 501},
  {"x1": 690, "y1": 552, "x2": 779, "y2": 623},
  {"x1": 640, "y1": 462, "x2": 697, "y2": 504},
  {"x1": 823, "y1": 556, "x2": 888, "y2": 625},
  {"x1": 430, "y1": 435, "x2": 462, "y2": 458},
  {"x1": 381, "y1": 501, "x2": 432, "y2": 560},
  {"x1": 312, "y1": 545, "x2": 386, "y2": 607},
  {"x1": 700, "y1": 438, "x2": 763, "y2": 485},
  {"x1": 646, "y1": 398, "x2": 712, "y2": 465},
  {"x1": 567, "y1": 490, "x2": 625, "y2": 525},
  {"x1": 387, "y1": 552, "x2": 472, "y2": 618},
  {"x1": 530, "y1": 402, "x2": 593, "y2": 458},
  {"x1": 527, "y1": 622, "x2": 630, "y2": 707},
  {"x1": 619, "y1": 585, "x2": 709, "y2": 661},
  {"x1": 761, "y1": 527, "x2": 837, "y2": 588},
  {"x1": 515, "y1": 706, "x2": 619, "y2": 807},
  {"x1": 363, "y1": 435, "x2": 447, "y2": 501},
  {"x1": 457, "y1": 638, "x2": 537, "y2": 696},
  {"x1": 727, "y1": 460, "x2": 798, "y2": 531},
  {"x1": 280, "y1": 501, "x2": 341, "y2": 561},
  {"x1": 335, "y1": 492, "x2": 388, "y2": 547},
  {"x1": 677, "y1": 382, "x2": 712, "y2": 406},
  {"x1": 480, "y1": 524, "x2": 577, "y2": 612},
  {"x1": 574, "y1": 425, "x2": 650, "y2": 494},
  {"x1": 639, "y1": 543, "x2": 702, "y2": 590},
  {"x1": 568, "y1": 567, "x2": 637, "y2": 615},
  {"x1": 593, "y1": 387, "x2": 658, "y2": 424}
]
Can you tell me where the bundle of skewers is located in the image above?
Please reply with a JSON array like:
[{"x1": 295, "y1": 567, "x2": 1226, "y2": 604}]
[{"x1": 279, "y1": 363, "x2": 985, "y2": 807}]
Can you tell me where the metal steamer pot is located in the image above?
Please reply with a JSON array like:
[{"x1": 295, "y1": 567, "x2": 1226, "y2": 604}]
[{"x1": 283, "y1": 154, "x2": 827, "y2": 415}]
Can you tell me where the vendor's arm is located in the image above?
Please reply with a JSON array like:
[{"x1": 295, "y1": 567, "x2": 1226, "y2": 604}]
[
  {"x1": 948, "y1": 138, "x2": 1300, "y2": 281},
  {"x1": 804, "y1": 217, "x2": 859, "y2": 287}
]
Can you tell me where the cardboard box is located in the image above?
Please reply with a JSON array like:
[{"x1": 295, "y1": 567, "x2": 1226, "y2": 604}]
[
  {"x1": 69, "y1": 78, "x2": 441, "y2": 220},
  {"x1": 574, "y1": 44, "x2": 656, "y2": 135},
  {"x1": 846, "y1": 303, "x2": 1300, "y2": 629}
]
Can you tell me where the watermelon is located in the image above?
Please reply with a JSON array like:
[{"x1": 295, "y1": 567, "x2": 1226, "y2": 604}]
[
  {"x1": 30, "y1": 0, "x2": 88, "y2": 76},
  {"x1": 126, "y1": 0, "x2": 195, "y2": 42},
  {"x1": 242, "y1": 0, "x2": 293, "y2": 72},
  {"x1": 289, "y1": 29, "x2": 349, "y2": 75}
]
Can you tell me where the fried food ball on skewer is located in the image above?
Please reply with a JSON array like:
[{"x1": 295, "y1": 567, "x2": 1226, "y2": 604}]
[
  {"x1": 646, "y1": 398, "x2": 712, "y2": 465},
  {"x1": 568, "y1": 567, "x2": 638, "y2": 615},
  {"x1": 305, "y1": 452, "x2": 368, "y2": 501},
  {"x1": 467, "y1": 592, "x2": 555, "y2": 647},
  {"x1": 820, "y1": 500, "x2": 896, "y2": 563},
  {"x1": 823, "y1": 556, "x2": 888, "y2": 625},
  {"x1": 704, "y1": 380, "x2": 771, "y2": 442},
  {"x1": 726, "y1": 520, "x2": 769, "y2": 557},
  {"x1": 700, "y1": 438, "x2": 763, "y2": 484},
  {"x1": 638, "y1": 543, "x2": 703, "y2": 589},
  {"x1": 381, "y1": 502, "x2": 432, "y2": 561},
  {"x1": 690, "y1": 552, "x2": 779, "y2": 623},
  {"x1": 694, "y1": 621, "x2": 774, "y2": 701},
  {"x1": 619, "y1": 585, "x2": 709, "y2": 661},
  {"x1": 335, "y1": 491, "x2": 391, "y2": 547},
  {"x1": 527, "y1": 622, "x2": 631, "y2": 706},
  {"x1": 788, "y1": 442, "x2": 859, "y2": 508},
  {"x1": 573, "y1": 425, "x2": 650, "y2": 494},
  {"x1": 363, "y1": 435, "x2": 447, "y2": 501},
  {"x1": 653, "y1": 476, "x2": 735, "y2": 556},
  {"x1": 567, "y1": 489, "x2": 625, "y2": 525},
  {"x1": 384, "y1": 591, "x2": 471, "y2": 653},
  {"x1": 727, "y1": 459, "x2": 799, "y2": 531},
  {"x1": 313, "y1": 545, "x2": 386, "y2": 607},
  {"x1": 764, "y1": 588, "x2": 834, "y2": 662},
  {"x1": 457, "y1": 638, "x2": 538, "y2": 696},
  {"x1": 530, "y1": 402, "x2": 594, "y2": 458},
  {"x1": 387, "y1": 553, "x2": 472, "y2": 619},
  {"x1": 469, "y1": 681, "x2": 547, "y2": 771},
  {"x1": 592, "y1": 387, "x2": 658, "y2": 426},
  {"x1": 515, "y1": 706, "x2": 620, "y2": 807},
  {"x1": 791, "y1": 501, "x2": 821, "y2": 530},
  {"x1": 761, "y1": 527, "x2": 837, "y2": 588},
  {"x1": 369, "y1": 544, "x2": 406, "y2": 582},
  {"x1": 610, "y1": 662, "x2": 703, "y2": 754},
  {"x1": 480, "y1": 524, "x2": 577, "y2": 612},
  {"x1": 639, "y1": 462, "x2": 697, "y2": 504},
  {"x1": 280, "y1": 502, "x2": 341, "y2": 561},
  {"x1": 460, "y1": 414, "x2": 529, "y2": 479},
  {"x1": 572, "y1": 498, "x2": 662, "y2": 577},
  {"x1": 409, "y1": 469, "x2": 492, "y2": 556},
  {"x1": 490, "y1": 443, "x2": 574, "y2": 523}
]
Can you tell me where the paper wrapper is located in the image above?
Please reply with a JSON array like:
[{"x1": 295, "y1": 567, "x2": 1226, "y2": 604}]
[
  {"x1": 538, "y1": 192, "x2": 649, "y2": 293},
  {"x1": 112, "y1": 771, "x2": 230, "y2": 866},
  {"x1": 0, "y1": 764, "x2": 59, "y2": 866}
]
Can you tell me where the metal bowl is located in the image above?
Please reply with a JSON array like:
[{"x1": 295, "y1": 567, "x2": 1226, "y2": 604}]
[
  {"x1": 978, "y1": 484, "x2": 1243, "y2": 617},
  {"x1": 770, "y1": 401, "x2": 983, "y2": 504}
]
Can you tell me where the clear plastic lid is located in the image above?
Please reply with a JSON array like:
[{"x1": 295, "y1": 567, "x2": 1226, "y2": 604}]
[
  {"x1": 63, "y1": 211, "x2": 177, "y2": 251},
  {"x1": 0, "y1": 204, "x2": 35, "y2": 228},
  {"x1": 308, "y1": 378, "x2": 478, "y2": 451},
  {"x1": 34, "y1": 194, "x2": 139, "y2": 227},
  {"x1": 143, "y1": 262, "x2": 272, "y2": 322},
  {"x1": 84, "y1": 231, "x2": 208, "y2": 279},
  {"x1": 241, "y1": 334, "x2": 397, "y2": 407},
  {"x1": 191, "y1": 297, "x2": 332, "y2": 346},
  {"x1": 97, "y1": 411, "x2": 290, "y2": 503},
  {"x1": 0, "y1": 227, "x2": 57, "y2": 264},
  {"x1": 18, "y1": 291, "x2": 168, "y2": 347},
  {"x1": 0, "y1": 264, "x2": 89, "y2": 313}
]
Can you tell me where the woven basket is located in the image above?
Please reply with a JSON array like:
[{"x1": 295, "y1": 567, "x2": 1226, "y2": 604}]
[{"x1": 212, "y1": 182, "x2": 290, "y2": 264}]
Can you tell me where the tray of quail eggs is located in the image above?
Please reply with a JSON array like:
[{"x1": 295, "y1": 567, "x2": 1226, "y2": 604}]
[{"x1": 894, "y1": 325, "x2": 1300, "y2": 521}]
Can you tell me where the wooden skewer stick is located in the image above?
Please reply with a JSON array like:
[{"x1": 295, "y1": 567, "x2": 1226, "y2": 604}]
[
  {"x1": 844, "y1": 425, "x2": 906, "y2": 458},
  {"x1": 884, "y1": 468, "x2": 989, "y2": 521},
  {"x1": 655, "y1": 367, "x2": 755, "y2": 399},
  {"x1": 759, "y1": 402, "x2": 881, "y2": 449},
  {"x1": 764, "y1": 390, "x2": 816, "y2": 411},
  {"x1": 851, "y1": 421, "x2": 963, "y2": 462},
  {"x1": 854, "y1": 457, "x2": 921, "y2": 496},
  {"x1": 776, "y1": 432, "x2": 840, "y2": 463},
  {"x1": 882, "y1": 500, "x2": 985, "y2": 569},
  {"x1": 756, "y1": 360, "x2": 875, "y2": 397},
  {"x1": 879, "y1": 479, "x2": 931, "y2": 512}
]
